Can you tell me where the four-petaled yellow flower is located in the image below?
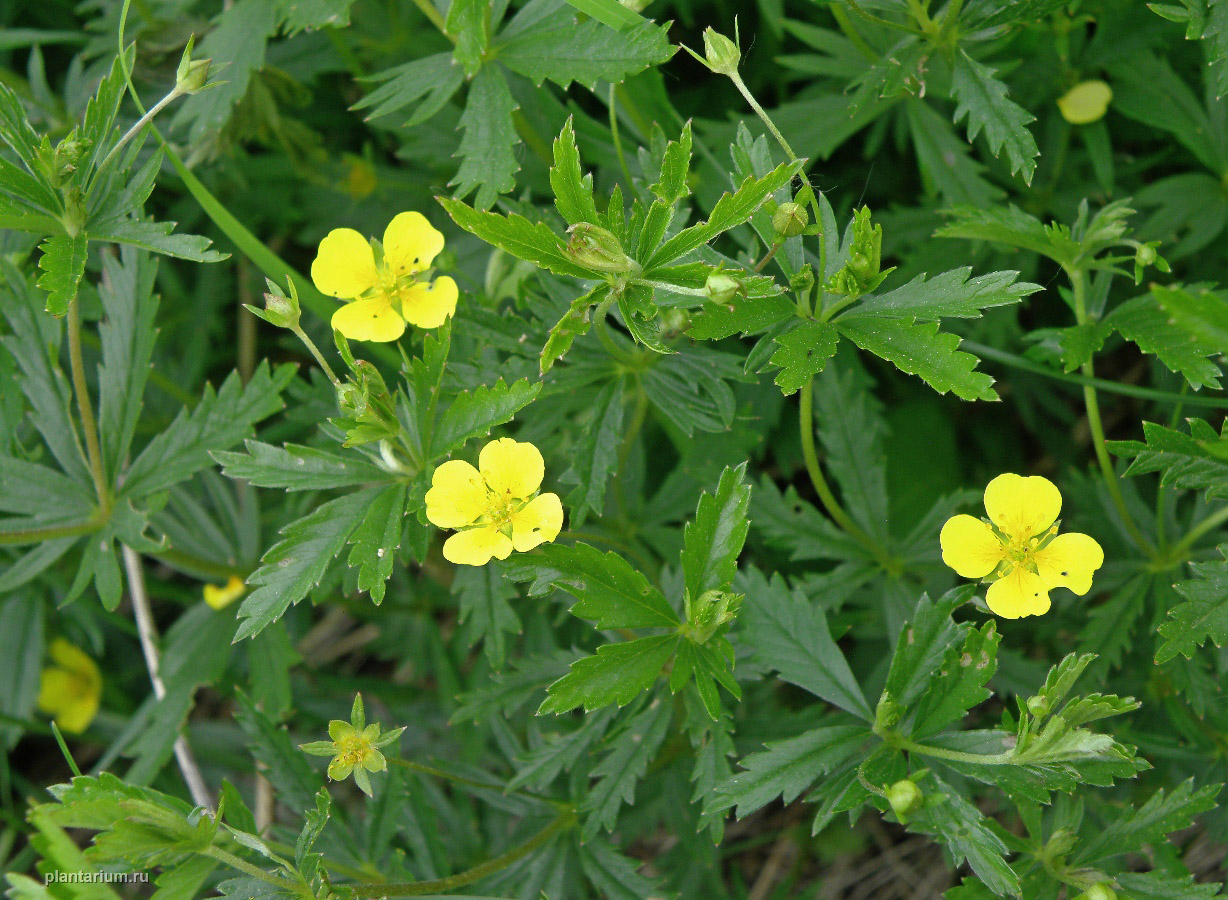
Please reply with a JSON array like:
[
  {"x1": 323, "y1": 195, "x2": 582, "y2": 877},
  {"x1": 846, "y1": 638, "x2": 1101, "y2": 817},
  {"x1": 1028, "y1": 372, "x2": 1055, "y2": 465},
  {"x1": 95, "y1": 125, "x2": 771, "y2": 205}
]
[
  {"x1": 204, "y1": 574, "x2": 247, "y2": 610},
  {"x1": 300, "y1": 694, "x2": 404, "y2": 797},
  {"x1": 940, "y1": 474, "x2": 1104, "y2": 619},
  {"x1": 37, "y1": 638, "x2": 102, "y2": 734},
  {"x1": 311, "y1": 211, "x2": 458, "y2": 343},
  {"x1": 425, "y1": 438, "x2": 564, "y2": 567}
]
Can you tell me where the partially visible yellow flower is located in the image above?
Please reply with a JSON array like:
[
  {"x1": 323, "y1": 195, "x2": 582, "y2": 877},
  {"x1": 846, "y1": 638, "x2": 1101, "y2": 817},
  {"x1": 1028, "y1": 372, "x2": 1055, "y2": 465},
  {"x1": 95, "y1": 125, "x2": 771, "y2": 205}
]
[
  {"x1": 204, "y1": 574, "x2": 247, "y2": 610},
  {"x1": 1058, "y1": 80, "x2": 1112, "y2": 125},
  {"x1": 37, "y1": 638, "x2": 101, "y2": 734},
  {"x1": 300, "y1": 694, "x2": 404, "y2": 796},
  {"x1": 310, "y1": 211, "x2": 458, "y2": 343},
  {"x1": 425, "y1": 438, "x2": 564, "y2": 566},
  {"x1": 939, "y1": 474, "x2": 1104, "y2": 619}
]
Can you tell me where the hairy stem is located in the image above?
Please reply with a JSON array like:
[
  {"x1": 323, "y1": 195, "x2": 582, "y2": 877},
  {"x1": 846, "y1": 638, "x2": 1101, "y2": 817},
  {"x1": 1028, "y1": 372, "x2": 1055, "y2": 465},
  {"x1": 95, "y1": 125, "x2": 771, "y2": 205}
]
[
  {"x1": 67, "y1": 297, "x2": 111, "y2": 512},
  {"x1": 121, "y1": 545, "x2": 213, "y2": 810}
]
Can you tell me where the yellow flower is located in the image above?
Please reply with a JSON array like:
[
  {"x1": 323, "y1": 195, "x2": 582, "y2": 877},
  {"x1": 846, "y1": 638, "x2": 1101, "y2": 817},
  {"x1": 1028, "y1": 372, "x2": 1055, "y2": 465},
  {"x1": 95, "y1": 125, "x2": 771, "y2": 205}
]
[
  {"x1": 425, "y1": 438, "x2": 565, "y2": 566},
  {"x1": 203, "y1": 574, "x2": 246, "y2": 610},
  {"x1": 939, "y1": 474, "x2": 1104, "y2": 619},
  {"x1": 310, "y1": 211, "x2": 458, "y2": 343},
  {"x1": 300, "y1": 694, "x2": 404, "y2": 796},
  {"x1": 37, "y1": 638, "x2": 102, "y2": 734},
  {"x1": 1057, "y1": 80, "x2": 1112, "y2": 125}
]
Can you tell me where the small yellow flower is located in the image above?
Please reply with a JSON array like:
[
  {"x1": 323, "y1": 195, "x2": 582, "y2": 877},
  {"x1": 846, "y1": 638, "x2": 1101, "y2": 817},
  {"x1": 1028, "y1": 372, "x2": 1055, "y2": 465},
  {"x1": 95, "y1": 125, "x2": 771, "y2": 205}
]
[
  {"x1": 203, "y1": 574, "x2": 247, "y2": 610},
  {"x1": 300, "y1": 694, "x2": 404, "y2": 797},
  {"x1": 425, "y1": 438, "x2": 564, "y2": 566},
  {"x1": 37, "y1": 638, "x2": 102, "y2": 734},
  {"x1": 310, "y1": 211, "x2": 458, "y2": 343},
  {"x1": 1057, "y1": 80, "x2": 1112, "y2": 125},
  {"x1": 939, "y1": 474, "x2": 1104, "y2": 619}
]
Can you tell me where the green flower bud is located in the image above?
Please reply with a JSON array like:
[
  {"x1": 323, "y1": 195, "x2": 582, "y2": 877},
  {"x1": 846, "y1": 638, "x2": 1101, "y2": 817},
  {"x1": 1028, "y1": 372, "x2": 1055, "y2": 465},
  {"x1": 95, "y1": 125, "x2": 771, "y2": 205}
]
[
  {"x1": 772, "y1": 201, "x2": 808, "y2": 238},
  {"x1": 1135, "y1": 244, "x2": 1157, "y2": 267},
  {"x1": 1076, "y1": 884, "x2": 1117, "y2": 900},
  {"x1": 701, "y1": 27, "x2": 740, "y2": 76},
  {"x1": 247, "y1": 278, "x2": 302, "y2": 330},
  {"x1": 659, "y1": 307, "x2": 691, "y2": 336},
  {"x1": 886, "y1": 779, "x2": 924, "y2": 821},
  {"x1": 683, "y1": 589, "x2": 742, "y2": 643},
  {"x1": 1026, "y1": 695, "x2": 1049, "y2": 718},
  {"x1": 703, "y1": 271, "x2": 742, "y2": 304},
  {"x1": 788, "y1": 265, "x2": 815, "y2": 295},
  {"x1": 175, "y1": 36, "x2": 213, "y2": 95},
  {"x1": 566, "y1": 224, "x2": 637, "y2": 274},
  {"x1": 1044, "y1": 827, "x2": 1078, "y2": 858},
  {"x1": 875, "y1": 692, "x2": 902, "y2": 731}
]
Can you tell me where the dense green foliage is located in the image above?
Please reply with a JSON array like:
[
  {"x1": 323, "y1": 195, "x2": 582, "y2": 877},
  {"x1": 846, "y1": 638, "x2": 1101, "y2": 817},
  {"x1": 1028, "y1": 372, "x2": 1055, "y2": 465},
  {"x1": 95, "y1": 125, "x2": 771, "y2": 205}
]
[{"x1": 1, "y1": 0, "x2": 1227, "y2": 897}]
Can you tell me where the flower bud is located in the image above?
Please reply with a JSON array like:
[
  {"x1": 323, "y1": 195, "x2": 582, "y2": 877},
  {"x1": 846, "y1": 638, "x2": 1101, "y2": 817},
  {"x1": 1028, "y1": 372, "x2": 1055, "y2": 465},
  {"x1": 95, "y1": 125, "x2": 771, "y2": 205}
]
[
  {"x1": 1076, "y1": 884, "x2": 1117, "y2": 900},
  {"x1": 875, "y1": 692, "x2": 902, "y2": 731},
  {"x1": 246, "y1": 278, "x2": 301, "y2": 330},
  {"x1": 175, "y1": 37, "x2": 213, "y2": 95},
  {"x1": 886, "y1": 779, "x2": 923, "y2": 821},
  {"x1": 684, "y1": 589, "x2": 742, "y2": 643},
  {"x1": 703, "y1": 271, "x2": 742, "y2": 304},
  {"x1": 660, "y1": 307, "x2": 690, "y2": 336},
  {"x1": 1026, "y1": 695, "x2": 1049, "y2": 718},
  {"x1": 772, "y1": 201, "x2": 808, "y2": 238},
  {"x1": 701, "y1": 27, "x2": 740, "y2": 76},
  {"x1": 1044, "y1": 827, "x2": 1078, "y2": 858},
  {"x1": 1057, "y1": 80, "x2": 1112, "y2": 125},
  {"x1": 566, "y1": 224, "x2": 637, "y2": 274}
]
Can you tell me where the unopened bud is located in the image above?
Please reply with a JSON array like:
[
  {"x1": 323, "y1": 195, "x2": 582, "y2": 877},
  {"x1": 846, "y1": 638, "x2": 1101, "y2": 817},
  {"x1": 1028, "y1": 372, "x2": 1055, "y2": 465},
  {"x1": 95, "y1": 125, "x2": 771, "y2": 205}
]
[
  {"x1": 875, "y1": 692, "x2": 902, "y2": 731},
  {"x1": 175, "y1": 37, "x2": 213, "y2": 95},
  {"x1": 886, "y1": 779, "x2": 923, "y2": 821},
  {"x1": 1076, "y1": 884, "x2": 1117, "y2": 900},
  {"x1": 660, "y1": 307, "x2": 690, "y2": 336},
  {"x1": 684, "y1": 589, "x2": 742, "y2": 643},
  {"x1": 772, "y1": 201, "x2": 808, "y2": 238},
  {"x1": 246, "y1": 278, "x2": 302, "y2": 330},
  {"x1": 702, "y1": 27, "x2": 740, "y2": 76},
  {"x1": 566, "y1": 224, "x2": 637, "y2": 274},
  {"x1": 1026, "y1": 695, "x2": 1049, "y2": 718},
  {"x1": 704, "y1": 271, "x2": 741, "y2": 304}
]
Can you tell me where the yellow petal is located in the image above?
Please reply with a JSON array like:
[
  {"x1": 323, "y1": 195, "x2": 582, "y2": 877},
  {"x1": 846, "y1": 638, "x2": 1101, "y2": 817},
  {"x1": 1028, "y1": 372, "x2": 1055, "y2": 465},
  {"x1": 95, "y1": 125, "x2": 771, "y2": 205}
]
[
  {"x1": 328, "y1": 758, "x2": 354, "y2": 780},
  {"x1": 311, "y1": 228, "x2": 378, "y2": 299},
  {"x1": 331, "y1": 296, "x2": 406, "y2": 343},
  {"x1": 442, "y1": 526, "x2": 513, "y2": 566},
  {"x1": 48, "y1": 638, "x2": 99, "y2": 683},
  {"x1": 383, "y1": 211, "x2": 445, "y2": 277},
  {"x1": 1057, "y1": 80, "x2": 1112, "y2": 125},
  {"x1": 399, "y1": 277, "x2": 458, "y2": 329},
  {"x1": 1033, "y1": 532, "x2": 1104, "y2": 596},
  {"x1": 985, "y1": 566, "x2": 1051, "y2": 619},
  {"x1": 984, "y1": 473, "x2": 1062, "y2": 541},
  {"x1": 53, "y1": 693, "x2": 100, "y2": 734},
  {"x1": 37, "y1": 668, "x2": 76, "y2": 715},
  {"x1": 204, "y1": 574, "x2": 246, "y2": 610},
  {"x1": 940, "y1": 514, "x2": 1006, "y2": 579},
  {"x1": 510, "y1": 492, "x2": 565, "y2": 552},
  {"x1": 425, "y1": 460, "x2": 490, "y2": 529},
  {"x1": 479, "y1": 438, "x2": 544, "y2": 500}
]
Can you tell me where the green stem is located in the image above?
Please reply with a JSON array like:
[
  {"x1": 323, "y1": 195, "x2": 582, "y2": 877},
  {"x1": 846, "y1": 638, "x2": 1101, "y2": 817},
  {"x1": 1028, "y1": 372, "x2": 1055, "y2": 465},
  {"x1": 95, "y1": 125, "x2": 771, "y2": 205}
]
[
  {"x1": 1067, "y1": 268, "x2": 1155, "y2": 557},
  {"x1": 344, "y1": 810, "x2": 576, "y2": 898},
  {"x1": 728, "y1": 71, "x2": 797, "y2": 160},
  {"x1": 97, "y1": 84, "x2": 181, "y2": 172},
  {"x1": 608, "y1": 83, "x2": 637, "y2": 195},
  {"x1": 830, "y1": 5, "x2": 878, "y2": 61},
  {"x1": 892, "y1": 734, "x2": 1013, "y2": 766},
  {"x1": 150, "y1": 547, "x2": 247, "y2": 580},
  {"x1": 67, "y1": 297, "x2": 111, "y2": 511},
  {"x1": 1164, "y1": 505, "x2": 1228, "y2": 564},
  {"x1": 203, "y1": 847, "x2": 304, "y2": 893},
  {"x1": 414, "y1": 0, "x2": 450, "y2": 38},
  {"x1": 289, "y1": 324, "x2": 341, "y2": 386},
  {"x1": 0, "y1": 515, "x2": 104, "y2": 545},
  {"x1": 962, "y1": 341, "x2": 1228, "y2": 408}
]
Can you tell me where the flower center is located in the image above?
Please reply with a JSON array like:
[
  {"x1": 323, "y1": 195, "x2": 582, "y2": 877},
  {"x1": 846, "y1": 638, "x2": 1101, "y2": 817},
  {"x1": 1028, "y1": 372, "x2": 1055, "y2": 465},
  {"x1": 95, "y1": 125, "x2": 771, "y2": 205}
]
[
  {"x1": 337, "y1": 735, "x2": 371, "y2": 766},
  {"x1": 482, "y1": 490, "x2": 532, "y2": 532},
  {"x1": 997, "y1": 525, "x2": 1058, "y2": 575}
]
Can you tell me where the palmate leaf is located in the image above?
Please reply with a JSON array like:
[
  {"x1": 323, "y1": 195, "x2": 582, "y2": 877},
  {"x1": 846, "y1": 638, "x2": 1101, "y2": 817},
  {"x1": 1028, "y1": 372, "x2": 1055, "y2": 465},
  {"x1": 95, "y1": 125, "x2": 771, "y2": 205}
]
[
  {"x1": 1155, "y1": 547, "x2": 1228, "y2": 663},
  {"x1": 884, "y1": 590, "x2": 969, "y2": 712},
  {"x1": 910, "y1": 621, "x2": 999, "y2": 739},
  {"x1": 451, "y1": 649, "x2": 575, "y2": 723},
  {"x1": 681, "y1": 463, "x2": 750, "y2": 600},
  {"x1": 739, "y1": 567, "x2": 872, "y2": 720},
  {"x1": 1151, "y1": 283, "x2": 1228, "y2": 348},
  {"x1": 1108, "y1": 292, "x2": 1223, "y2": 389},
  {"x1": 234, "y1": 489, "x2": 377, "y2": 641},
  {"x1": 950, "y1": 48, "x2": 1039, "y2": 185},
  {"x1": 496, "y1": 19, "x2": 674, "y2": 91},
  {"x1": 1109, "y1": 418, "x2": 1228, "y2": 499},
  {"x1": 580, "y1": 699, "x2": 672, "y2": 840},
  {"x1": 120, "y1": 362, "x2": 296, "y2": 500},
  {"x1": 688, "y1": 293, "x2": 795, "y2": 340},
  {"x1": 709, "y1": 724, "x2": 869, "y2": 819},
  {"x1": 36, "y1": 234, "x2": 87, "y2": 317},
  {"x1": 769, "y1": 320, "x2": 839, "y2": 395},
  {"x1": 450, "y1": 65, "x2": 520, "y2": 211},
  {"x1": 834, "y1": 314, "x2": 998, "y2": 401},
  {"x1": 538, "y1": 634, "x2": 679, "y2": 714},
  {"x1": 577, "y1": 840, "x2": 661, "y2": 900},
  {"x1": 1114, "y1": 870, "x2": 1225, "y2": 900},
  {"x1": 1074, "y1": 779, "x2": 1221, "y2": 864},
  {"x1": 510, "y1": 707, "x2": 616, "y2": 790},
  {"x1": 352, "y1": 52, "x2": 464, "y2": 126}
]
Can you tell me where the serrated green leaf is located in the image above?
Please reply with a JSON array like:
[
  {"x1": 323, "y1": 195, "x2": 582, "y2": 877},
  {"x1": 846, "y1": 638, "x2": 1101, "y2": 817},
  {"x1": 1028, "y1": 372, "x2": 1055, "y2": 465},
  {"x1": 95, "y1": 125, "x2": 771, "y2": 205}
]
[
  {"x1": 451, "y1": 649, "x2": 575, "y2": 723},
  {"x1": 539, "y1": 634, "x2": 679, "y2": 714},
  {"x1": 1075, "y1": 779, "x2": 1221, "y2": 863},
  {"x1": 910, "y1": 621, "x2": 999, "y2": 739},
  {"x1": 450, "y1": 65, "x2": 519, "y2": 210},
  {"x1": 431, "y1": 377, "x2": 542, "y2": 459},
  {"x1": 446, "y1": 0, "x2": 489, "y2": 76},
  {"x1": 1115, "y1": 870, "x2": 1224, "y2": 900},
  {"x1": 532, "y1": 542, "x2": 678, "y2": 628},
  {"x1": 214, "y1": 440, "x2": 389, "y2": 491},
  {"x1": 562, "y1": 379, "x2": 624, "y2": 524},
  {"x1": 1155, "y1": 547, "x2": 1228, "y2": 662},
  {"x1": 509, "y1": 707, "x2": 615, "y2": 791},
  {"x1": 710, "y1": 724, "x2": 868, "y2": 819},
  {"x1": 812, "y1": 361, "x2": 890, "y2": 539},
  {"x1": 950, "y1": 49, "x2": 1038, "y2": 184},
  {"x1": 88, "y1": 218, "x2": 225, "y2": 263},
  {"x1": 121, "y1": 362, "x2": 294, "y2": 499},
  {"x1": 740, "y1": 567, "x2": 872, "y2": 719},
  {"x1": 0, "y1": 594, "x2": 43, "y2": 750},
  {"x1": 454, "y1": 562, "x2": 522, "y2": 668},
  {"x1": 885, "y1": 590, "x2": 968, "y2": 712},
  {"x1": 346, "y1": 482, "x2": 406, "y2": 604},
  {"x1": 936, "y1": 204, "x2": 1075, "y2": 263},
  {"x1": 769, "y1": 319, "x2": 839, "y2": 395},
  {"x1": 551, "y1": 117, "x2": 599, "y2": 226},
  {"x1": 497, "y1": 20, "x2": 674, "y2": 90},
  {"x1": 650, "y1": 158, "x2": 806, "y2": 267},
  {"x1": 440, "y1": 197, "x2": 594, "y2": 278},
  {"x1": 1109, "y1": 292, "x2": 1223, "y2": 389},
  {"x1": 682, "y1": 463, "x2": 750, "y2": 600},
  {"x1": 353, "y1": 52, "x2": 464, "y2": 126},
  {"x1": 576, "y1": 840, "x2": 661, "y2": 900},
  {"x1": 580, "y1": 699, "x2": 672, "y2": 840},
  {"x1": 36, "y1": 234, "x2": 87, "y2": 317},
  {"x1": 688, "y1": 293, "x2": 795, "y2": 340},
  {"x1": 234, "y1": 489, "x2": 376, "y2": 641},
  {"x1": 1151, "y1": 283, "x2": 1228, "y2": 348},
  {"x1": 233, "y1": 691, "x2": 325, "y2": 816},
  {"x1": 906, "y1": 100, "x2": 1003, "y2": 207},
  {"x1": 1109, "y1": 418, "x2": 1228, "y2": 499},
  {"x1": 853, "y1": 268, "x2": 1037, "y2": 320}
]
